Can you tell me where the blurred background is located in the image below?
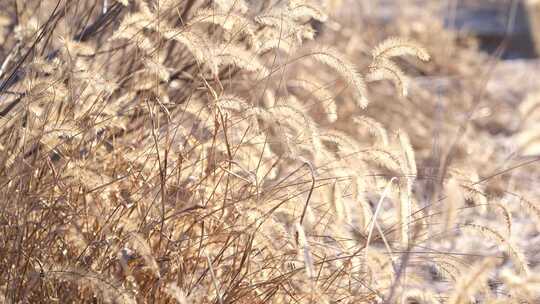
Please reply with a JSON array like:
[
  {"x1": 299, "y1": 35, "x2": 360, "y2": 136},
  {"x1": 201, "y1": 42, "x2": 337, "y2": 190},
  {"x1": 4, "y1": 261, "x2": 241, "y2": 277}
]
[{"x1": 339, "y1": 0, "x2": 539, "y2": 59}]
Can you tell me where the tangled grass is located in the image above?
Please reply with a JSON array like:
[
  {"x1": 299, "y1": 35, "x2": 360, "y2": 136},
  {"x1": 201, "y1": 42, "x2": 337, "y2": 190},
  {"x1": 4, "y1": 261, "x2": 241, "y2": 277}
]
[{"x1": 1, "y1": 0, "x2": 540, "y2": 303}]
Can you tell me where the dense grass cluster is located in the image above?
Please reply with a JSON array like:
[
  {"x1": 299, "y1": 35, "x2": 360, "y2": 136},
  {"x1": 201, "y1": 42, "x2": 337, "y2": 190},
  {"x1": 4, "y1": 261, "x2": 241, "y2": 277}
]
[{"x1": 1, "y1": 0, "x2": 540, "y2": 303}]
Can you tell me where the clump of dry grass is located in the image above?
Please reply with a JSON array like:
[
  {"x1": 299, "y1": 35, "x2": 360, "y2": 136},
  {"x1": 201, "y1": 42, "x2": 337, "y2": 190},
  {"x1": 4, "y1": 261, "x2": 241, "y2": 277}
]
[{"x1": 1, "y1": 0, "x2": 540, "y2": 303}]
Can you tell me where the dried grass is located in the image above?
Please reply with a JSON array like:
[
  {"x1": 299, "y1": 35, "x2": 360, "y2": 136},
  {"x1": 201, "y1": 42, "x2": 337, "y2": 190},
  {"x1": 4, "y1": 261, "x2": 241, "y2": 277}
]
[{"x1": 1, "y1": 0, "x2": 540, "y2": 303}]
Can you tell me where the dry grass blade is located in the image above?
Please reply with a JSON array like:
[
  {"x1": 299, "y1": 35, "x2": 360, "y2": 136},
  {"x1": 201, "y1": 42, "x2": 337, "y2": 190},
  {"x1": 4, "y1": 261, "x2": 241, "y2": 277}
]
[
  {"x1": 372, "y1": 37, "x2": 431, "y2": 62},
  {"x1": 310, "y1": 46, "x2": 369, "y2": 108},
  {"x1": 461, "y1": 224, "x2": 529, "y2": 275},
  {"x1": 447, "y1": 258, "x2": 496, "y2": 304}
]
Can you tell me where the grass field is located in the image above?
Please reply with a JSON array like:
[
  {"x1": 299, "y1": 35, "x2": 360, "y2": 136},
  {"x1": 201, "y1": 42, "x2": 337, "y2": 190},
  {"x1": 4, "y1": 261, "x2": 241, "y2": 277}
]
[{"x1": 1, "y1": 0, "x2": 540, "y2": 303}]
